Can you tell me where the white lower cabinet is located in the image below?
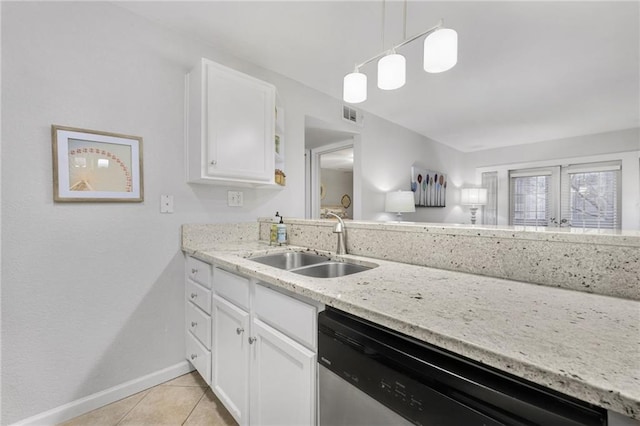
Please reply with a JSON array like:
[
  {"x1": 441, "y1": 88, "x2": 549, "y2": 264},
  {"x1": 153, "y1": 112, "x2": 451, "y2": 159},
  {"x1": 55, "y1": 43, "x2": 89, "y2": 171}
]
[
  {"x1": 250, "y1": 317, "x2": 316, "y2": 426},
  {"x1": 185, "y1": 256, "x2": 212, "y2": 385},
  {"x1": 212, "y1": 294, "x2": 250, "y2": 425},
  {"x1": 185, "y1": 259, "x2": 320, "y2": 426}
]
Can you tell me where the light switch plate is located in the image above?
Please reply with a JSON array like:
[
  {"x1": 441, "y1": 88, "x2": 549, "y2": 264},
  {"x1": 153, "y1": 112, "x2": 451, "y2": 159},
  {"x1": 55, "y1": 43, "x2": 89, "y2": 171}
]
[
  {"x1": 160, "y1": 195, "x2": 174, "y2": 213},
  {"x1": 227, "y1": 191, "x2": 243, "y2": 207}
]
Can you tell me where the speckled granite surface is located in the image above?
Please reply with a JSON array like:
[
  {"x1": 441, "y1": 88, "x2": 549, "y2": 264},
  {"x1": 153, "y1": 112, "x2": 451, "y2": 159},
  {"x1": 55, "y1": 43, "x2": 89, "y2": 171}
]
[
  {"x1": 181, "y1": 236, "x2": 640, "y2": 420},
  {"x1": 181, "y1": 222, "x2": 258, "y2": 251},
  {"x1": 256, "y1": 218, "x2": 640, "y2": 300}
]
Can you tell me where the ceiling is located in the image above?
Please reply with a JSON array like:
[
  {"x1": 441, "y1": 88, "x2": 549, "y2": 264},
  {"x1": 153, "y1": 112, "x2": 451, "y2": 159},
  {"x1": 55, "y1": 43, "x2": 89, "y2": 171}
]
[{"x1": 117, "y1": 1, "x2": 640, "y2": 152}]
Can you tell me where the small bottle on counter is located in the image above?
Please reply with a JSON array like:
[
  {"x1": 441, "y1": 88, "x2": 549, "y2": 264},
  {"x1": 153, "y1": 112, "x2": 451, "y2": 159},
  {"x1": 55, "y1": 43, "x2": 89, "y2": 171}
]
[
  {"x1": 270, "y1": 212, "x2": 279, "y2": 246},
  {"x1": 276, "y1": 214, "x2": 287, "y2": 245}
]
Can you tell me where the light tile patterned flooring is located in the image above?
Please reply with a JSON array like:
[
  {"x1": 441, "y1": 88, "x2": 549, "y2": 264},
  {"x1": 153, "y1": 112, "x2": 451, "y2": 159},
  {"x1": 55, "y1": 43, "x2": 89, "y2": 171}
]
[{"x1": 59, "y1": 372, "x2": 238, "y2": 426}]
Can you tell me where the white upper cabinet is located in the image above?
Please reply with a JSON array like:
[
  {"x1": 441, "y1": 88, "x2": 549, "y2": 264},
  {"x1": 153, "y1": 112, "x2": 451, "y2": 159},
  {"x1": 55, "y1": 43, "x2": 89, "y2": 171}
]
[{"x1": 186, "y1": 58, "x2": 277, "y2": 186}]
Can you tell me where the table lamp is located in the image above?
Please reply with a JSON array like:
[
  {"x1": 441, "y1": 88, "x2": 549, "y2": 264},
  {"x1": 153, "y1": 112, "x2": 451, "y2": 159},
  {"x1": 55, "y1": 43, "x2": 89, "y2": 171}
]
[
  {"x1": 460, "y1": 188, "x2": 487, "y2": 225},
  {"x1": 385, "y1": 191, "x2": 416, "y2": 220}
]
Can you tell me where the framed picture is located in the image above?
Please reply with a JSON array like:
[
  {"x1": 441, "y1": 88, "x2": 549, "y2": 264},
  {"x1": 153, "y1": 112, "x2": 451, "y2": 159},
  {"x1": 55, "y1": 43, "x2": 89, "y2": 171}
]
[
  {"x1": 52, "y1": 125, "x2": 143, "y2": 202},
  {"x1": 411, "y1": 164, "x2": 447, "y2": 207}
]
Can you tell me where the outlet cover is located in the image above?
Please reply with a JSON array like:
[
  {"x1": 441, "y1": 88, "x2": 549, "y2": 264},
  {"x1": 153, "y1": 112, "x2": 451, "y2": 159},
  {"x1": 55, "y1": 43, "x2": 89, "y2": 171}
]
[
  {"x1": 160, "y1": 195, "x2": 174, "y2": 213},
  {"x1": 227, "y1": 191, "x2": 243, "y2": 207}
]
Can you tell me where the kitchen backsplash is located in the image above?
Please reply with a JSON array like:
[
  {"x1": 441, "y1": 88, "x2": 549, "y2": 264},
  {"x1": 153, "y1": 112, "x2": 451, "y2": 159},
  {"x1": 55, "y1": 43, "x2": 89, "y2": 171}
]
[
  {"x1": 182, "y1": 222, "x2": 258, "y2": 251},
  {"x1": 257, "y1": 218, "x2": 640, "y2": 300}
]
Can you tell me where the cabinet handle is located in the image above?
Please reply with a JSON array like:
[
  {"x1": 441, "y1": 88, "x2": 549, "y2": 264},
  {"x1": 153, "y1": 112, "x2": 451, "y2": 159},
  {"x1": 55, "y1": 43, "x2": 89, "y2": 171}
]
[
  {"x1": 236, "y1": 327, "x2": 244, "y2": 335},
  {"x1": 191, "y1": 268, "x2": 198, "y2": 275},
  {"x1": 210, "y1": 160, "x2": 217, "y2": 166},
  {"x1": 248, "y1": 337, "x2": 257, "y2": 344},
  {"x1": 190, "y1": 293, "x2": 197, "y2": 299},
  {"x1": 191, "y1": 321, "x2": 197, "y2": 327},
  {"x1": 190, "y1": 354, "x2": 197, "y2": 360}
]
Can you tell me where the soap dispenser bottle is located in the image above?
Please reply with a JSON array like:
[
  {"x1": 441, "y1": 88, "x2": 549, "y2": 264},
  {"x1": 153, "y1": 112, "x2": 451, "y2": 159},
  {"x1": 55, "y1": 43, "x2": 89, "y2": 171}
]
[
  {"x1": 276, "y1": 213, "x2": 287, "y2": 245},
  {"x1": 270, "y1": 212, "x2": 279, "y2": 245}
]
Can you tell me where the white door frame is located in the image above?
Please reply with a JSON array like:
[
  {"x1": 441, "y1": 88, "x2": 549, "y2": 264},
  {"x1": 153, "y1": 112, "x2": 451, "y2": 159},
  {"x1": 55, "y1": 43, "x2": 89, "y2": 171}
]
[
  {"x1": 304, "y1": 148, "x2": 311, "y2": 219},
  {"x1": 309, "y1": 138, "x2": 359, "y2": 220}
]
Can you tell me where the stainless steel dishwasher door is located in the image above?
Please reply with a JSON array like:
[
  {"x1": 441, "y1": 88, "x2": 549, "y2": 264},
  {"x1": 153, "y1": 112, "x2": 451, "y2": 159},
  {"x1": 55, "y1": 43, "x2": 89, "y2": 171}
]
[{"x1": 319, "y1": 365, "x2": 413, "y2": 426}]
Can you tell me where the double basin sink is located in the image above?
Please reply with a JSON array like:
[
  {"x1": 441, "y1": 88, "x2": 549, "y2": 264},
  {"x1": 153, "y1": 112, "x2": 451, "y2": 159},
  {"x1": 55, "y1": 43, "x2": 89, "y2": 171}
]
[{"x1": 250, "y1": 252, "x2": 374, "y2": 278}]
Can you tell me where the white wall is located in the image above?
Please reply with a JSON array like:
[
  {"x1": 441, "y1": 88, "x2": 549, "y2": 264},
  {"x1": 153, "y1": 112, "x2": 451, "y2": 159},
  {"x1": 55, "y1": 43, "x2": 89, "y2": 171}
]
[
  {"x1": 1, "y1": 2, "x2": 468, "y2": 423},
  {"x1": 358, "y1": 117, "x2": 469, "y2": 223},
  {"x1": 467, "y1": 128, "x2": 639, "y2": 168}
]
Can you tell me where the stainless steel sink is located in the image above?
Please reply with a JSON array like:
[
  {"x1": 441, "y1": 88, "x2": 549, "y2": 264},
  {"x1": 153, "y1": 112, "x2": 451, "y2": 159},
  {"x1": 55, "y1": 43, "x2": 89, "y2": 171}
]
[
  {"x1": 291, "y1": 262, "x2": 372, "y2": 278},
  {"x1": 250, "y1": 252, "x2": 330, "y2": 270}
]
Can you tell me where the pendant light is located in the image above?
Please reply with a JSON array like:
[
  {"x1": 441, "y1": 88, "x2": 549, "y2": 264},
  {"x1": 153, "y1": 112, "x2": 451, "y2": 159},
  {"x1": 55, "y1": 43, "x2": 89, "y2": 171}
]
[
  {"x1": 423, "y1": 28, "x2": 458, "y2": 73},
  {"x1": 343, "y1": 69, "x2": 367, "y2": 103},
  {"x1": 377, "y1": 0, "x2": 405, "y2": 90},
  {"x1": 342, "y1": 0, "x2": 458, "y2": 104},
  {"x1": 377, "y1": 51, "x2": 406, "y2": 90}
]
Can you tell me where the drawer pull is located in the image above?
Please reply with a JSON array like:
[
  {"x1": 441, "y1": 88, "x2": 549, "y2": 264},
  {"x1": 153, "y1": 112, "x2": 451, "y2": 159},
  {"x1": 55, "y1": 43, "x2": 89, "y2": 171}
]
[
  {"x1": 190, "y1": 293, "x2": 197, "y2": 299},
  {"x1": 191, "y1": 268, "x2": 198, "y2": 275},
  {"x1": 191, "y1": 321, "x2": 197, "y2": 327},
  {"x1": 190, "y1": 354, "x2": 197, "y2": 360},
  {"x1": 248, "y1": 337, "x2": 257, "y2": 344},
  {"x1": 236, "y1": 327, "x2": 244, "y2": 335}
]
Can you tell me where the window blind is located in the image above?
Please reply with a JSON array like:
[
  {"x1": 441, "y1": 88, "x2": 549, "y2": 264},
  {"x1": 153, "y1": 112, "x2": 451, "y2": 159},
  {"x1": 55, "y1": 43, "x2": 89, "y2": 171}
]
[
  {"x1": 560, "y1": 162, "x2": 621, "y2": 229},
  {"x1": 481, "y1": 171, "x2": 498, "y2": 225},
  {"x1": 510, "y1": 174, "x2": 550, "y2": 226}
]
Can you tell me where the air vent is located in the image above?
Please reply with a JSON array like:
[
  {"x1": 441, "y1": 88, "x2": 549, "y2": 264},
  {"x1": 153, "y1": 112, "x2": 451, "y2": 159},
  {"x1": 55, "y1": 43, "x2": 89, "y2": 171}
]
[{"x1": 342, "y1": 105, "x2": 364, "y2": 127}]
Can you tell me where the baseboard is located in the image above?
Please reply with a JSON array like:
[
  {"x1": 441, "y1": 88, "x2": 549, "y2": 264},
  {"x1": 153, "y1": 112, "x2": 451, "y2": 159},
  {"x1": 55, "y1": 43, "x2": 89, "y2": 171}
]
[{"x1": 10, "y1": 361, "x2": 194, "y2": 426}]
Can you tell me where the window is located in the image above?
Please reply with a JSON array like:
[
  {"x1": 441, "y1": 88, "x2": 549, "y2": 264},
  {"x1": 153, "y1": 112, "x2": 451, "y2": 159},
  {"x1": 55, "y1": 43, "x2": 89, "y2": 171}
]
[
  {"x1": 509, "y1": 169, "x2": 554, "y2": 226},
  {"x1": 508, "y1": 162, "x2": 621, "y2": 229},
  {"x1": 561, "y1": 163, "x2": 621, "y2": 229},
  {"x1": 481, "y1": 171, "x2": 498, "y2": 225}
]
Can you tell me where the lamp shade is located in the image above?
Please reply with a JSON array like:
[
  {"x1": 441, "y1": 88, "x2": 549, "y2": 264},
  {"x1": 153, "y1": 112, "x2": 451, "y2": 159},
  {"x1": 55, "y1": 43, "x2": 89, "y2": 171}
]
[
  {"x1": 343, "y1": 71, "x2": 367, "y2": 103},
  {"x1": 423, "y1": 28, "x2": 458, "y2": 73},
  {"x1": 460, "y1": 188, "x2": 487, "y2": 205},
  {"x1": 385, "y1": 191, "x2": 416, "y2": 213},
  {"x1": 377, "y1": 53, "x2": 406, "y2": 90}
]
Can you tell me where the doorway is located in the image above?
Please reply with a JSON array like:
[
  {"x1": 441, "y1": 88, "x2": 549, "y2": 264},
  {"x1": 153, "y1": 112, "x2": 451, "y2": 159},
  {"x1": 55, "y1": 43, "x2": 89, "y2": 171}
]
[{"x1": 304, "y1": 117, "x2": 360, "y2": 219}]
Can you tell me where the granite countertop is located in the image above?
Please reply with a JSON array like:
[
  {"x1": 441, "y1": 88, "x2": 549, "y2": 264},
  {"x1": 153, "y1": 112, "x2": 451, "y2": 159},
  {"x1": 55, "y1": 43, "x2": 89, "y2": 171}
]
[{"x1": 183, "y1": 240, "x2": 640, "y2": 420}]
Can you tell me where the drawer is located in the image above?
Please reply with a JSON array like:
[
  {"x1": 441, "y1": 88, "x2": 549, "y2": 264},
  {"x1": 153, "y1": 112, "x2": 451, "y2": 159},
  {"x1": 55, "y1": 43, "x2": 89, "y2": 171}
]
[
  {"x1": 254, "y1": 283, "x2": 317, "y2": 349},
  {"x1": 214, "y1": 268, "x2": 250, "y2": 311},
  {"x1": 186, "y1": 256, "x2": 212, "y2": 289},
  {"x1": 186, "y1": 279, "x2": 212, "y2": 314},
  {"x1": 186, "y1": 301, "x2": 212, "y2": 349},
  {"x1": 186, "y1": 331, "x2": 211, "y2": 385}
]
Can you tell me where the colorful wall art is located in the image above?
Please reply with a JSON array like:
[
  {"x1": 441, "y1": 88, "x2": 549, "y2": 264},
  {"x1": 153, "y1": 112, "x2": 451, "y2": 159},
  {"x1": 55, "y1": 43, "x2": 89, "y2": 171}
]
[{"x1": 411, "y1": 165, "x2": 447, "y2": 207}]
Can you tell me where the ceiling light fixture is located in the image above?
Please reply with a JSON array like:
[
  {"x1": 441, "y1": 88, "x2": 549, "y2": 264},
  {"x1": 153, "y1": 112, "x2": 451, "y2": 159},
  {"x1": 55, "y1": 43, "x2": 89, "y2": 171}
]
[{"x1": 343, "y1": 0, "x2": 457, "y2": 104}]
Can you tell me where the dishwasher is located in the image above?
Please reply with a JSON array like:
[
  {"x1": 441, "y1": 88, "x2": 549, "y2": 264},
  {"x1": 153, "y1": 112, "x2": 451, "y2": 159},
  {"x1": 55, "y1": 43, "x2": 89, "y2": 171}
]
[{"x1": 318, "y1": 307, "x2": 607, "y2": 426}]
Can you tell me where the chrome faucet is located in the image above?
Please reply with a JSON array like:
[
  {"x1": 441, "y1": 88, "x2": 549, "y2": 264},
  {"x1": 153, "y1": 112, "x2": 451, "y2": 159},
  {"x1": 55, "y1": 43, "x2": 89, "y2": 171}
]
[{"x1": 326, "y1": 213, "x2": 347, "y2": 255}]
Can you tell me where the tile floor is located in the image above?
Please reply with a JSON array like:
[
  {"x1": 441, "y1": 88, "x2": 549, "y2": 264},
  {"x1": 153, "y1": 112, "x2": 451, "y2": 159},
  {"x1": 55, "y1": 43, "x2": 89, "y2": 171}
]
[{"x1": 59, "y1": 372, "x2": 238, "y2": 426}]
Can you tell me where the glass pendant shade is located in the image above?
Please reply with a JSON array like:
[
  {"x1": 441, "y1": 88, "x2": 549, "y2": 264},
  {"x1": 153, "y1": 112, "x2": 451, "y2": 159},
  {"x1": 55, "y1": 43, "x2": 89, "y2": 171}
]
[
  {"x1": 343, "y1": 71, "x2": 367, "y2": 103},
  {"x1": 377, "y1": 53, "x2": 406, "y2": 90},
  {"x1": 423, "y1": 28, "x2": 458, "y2": 73}
]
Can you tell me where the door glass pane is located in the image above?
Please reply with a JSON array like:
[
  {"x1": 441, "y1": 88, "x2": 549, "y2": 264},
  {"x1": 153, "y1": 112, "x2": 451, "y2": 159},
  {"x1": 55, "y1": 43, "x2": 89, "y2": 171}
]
[
  {"x1": 510, "y1": 175, "x2": 550, "y2": 226},
  {"x1": 481, "y1": 172, "x2": 498, "y2": 225},
  {"x1": 567, "y1": 170, "x2": 619, "y2": 229}
]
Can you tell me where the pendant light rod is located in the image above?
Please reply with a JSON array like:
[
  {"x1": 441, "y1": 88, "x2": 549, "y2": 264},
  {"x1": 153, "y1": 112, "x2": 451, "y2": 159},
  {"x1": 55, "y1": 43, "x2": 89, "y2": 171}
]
[
  {"x1": 353, "y1": 19, "x2": 443, "y2": 71},
  {"x1": 403, "y1": 0, "x2": 407, "y2": 41}
]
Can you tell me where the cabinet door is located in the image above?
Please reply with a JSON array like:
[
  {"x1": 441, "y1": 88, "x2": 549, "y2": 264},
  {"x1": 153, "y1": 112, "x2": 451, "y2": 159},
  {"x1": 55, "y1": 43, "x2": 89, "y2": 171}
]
[
  {"x1": 250, "y1": 318, "x2": 316, "y2": 426},
  {"x1": 212, "y1": 295, "x2": 250, "y2": 426},
  {"x1": 205, "y1": 61, "x2": 275, "y2": 182}
]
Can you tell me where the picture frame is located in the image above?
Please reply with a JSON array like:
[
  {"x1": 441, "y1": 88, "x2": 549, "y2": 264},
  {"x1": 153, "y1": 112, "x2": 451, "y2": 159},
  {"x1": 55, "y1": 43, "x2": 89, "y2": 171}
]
[
  {"x1": 52, "y1": 125, "x2": 144, "y2": 202},
  {"x1": 411, "y1": 164, "x2": 447, "y2": 207}
]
